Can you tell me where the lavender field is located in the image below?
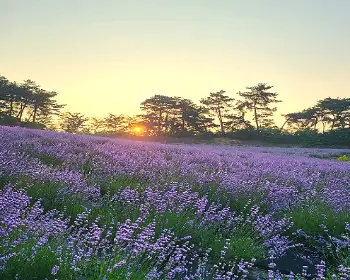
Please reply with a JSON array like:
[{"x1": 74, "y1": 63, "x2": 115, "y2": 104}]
[{"x1": 0, "y1": 126, "x2": 349, "y2": 280}]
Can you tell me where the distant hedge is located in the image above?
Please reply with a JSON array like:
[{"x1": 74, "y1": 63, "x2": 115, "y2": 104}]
[{"x1": 225, "y1": 128, "x2": 350, "y2": 148}]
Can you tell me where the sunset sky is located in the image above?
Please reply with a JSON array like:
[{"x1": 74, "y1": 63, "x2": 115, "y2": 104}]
[{"x1": 1, "y1": 0, "x2": 350, "y2": 126}]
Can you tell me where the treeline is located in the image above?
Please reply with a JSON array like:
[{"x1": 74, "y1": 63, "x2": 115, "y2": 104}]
[
  {"x1": 58, "y1": 84, "x2": 282, "y2": 136},
  {"x1": 1, "y1": 74, "x2": 349, "y2": 147},
  {"x1": 0, "y1": 76, "x2": 64, "y2": 128}
]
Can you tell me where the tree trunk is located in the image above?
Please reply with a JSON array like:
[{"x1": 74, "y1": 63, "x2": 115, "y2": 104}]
[
  {"x1": 203, "y1": 124, "x2": 208, "y2": 133},
  {"x1": 17, "y1": 103, "x2": 27, "y2": 121},
  {"x1": 181, "y1": 116, "x2": 185, "y2": 132},
  {"x1": 218, "y1": 108, "x2": 225, "y2": 135},
  {"x1": 9, "y1": 99, "x2": 13, "y2": 116},
  {"x1": 164, "y1": 113, "x2": 169, "y2": 133},
  {"x1": 32, "y1": 106, "x2": 38, "y2": 123},
  {"x1": 280, "y1": 117, "x2": 291, "y2": 131},
  {"x1": 314, "y1": 117, "x2": 318, "y2": 130},
  {"x1": 157, "y1": 111, "x2": 162, "y2": 135},
  {"x1": 28, "y1": 110, "x2": 34, "y2": 122},
  {"x1": 331, "y1": 116, "x2": 336, "y2": 131},
  {"x1": 253, "y1": 102, "x2": 259, "y2": 130}
]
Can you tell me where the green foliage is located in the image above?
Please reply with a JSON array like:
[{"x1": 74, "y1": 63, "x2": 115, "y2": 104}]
[
  {"x1": 289, "y1": 200, "x2": 349, "y2": 267},
  {"x1": 80, "y1": 256, "x2": 153, "y2": 280},
  {"x1": 99, "y1": 175, "x2": 145, "y2": 197},
  {"x1": 316, "y1": 97, "x2": 350, "y2": 130},
  {"x1": 237, "y1": 83, "x2": 281, "y2": 130},
  {"x1": 35, "y1": 152, "x2": 64, "y2": 167},
  {"x1": 151, "y1": 209, "x2": 266, "y2": 263},
  {"x1": 226, "y1": 127, "x2": 350, "y2": 148},
  {"x1": 104, "y1": 113, "x2": 127, "y2": 133},
  {"x1": 290, "y1": 201, "x2": 349, "y2": 236},
  {"x1": 192, "y1": 183, "x2": 269, "y2": 214},
  {"x1": 0, "y1": 242, "x2": 60, "y2": 280},
  {"x1": 200, "y1": 90, "x2": 234, "y2": 135},
  {"x1": 140, "y1": 95, "x2": 215, "y2": 136},
  {"x1": 60, "y1": 112, "x2": 89, "y2": 133},
  {"x1": 228, "y1": 235, "x2": 265, "y2": 261},
  {"x1": 0, "y1": 75, "x2": 64, "y2": 126},
  {"x1": 90, "y1": 199, "x2": 141, "y2": 226},
  {"x1": 1, "y1": 72, "x2": 350, "y2": 150},
  {"x1": 309, "y1": 153, "x2": 350, "y2": 161},
  {"x1": 283, "y1": 97, "x2": 350, "y2": 133},
  {"x1": 24, "y1": 180, "x2": 86, "y2": 220},
  {"x1": 3, "y1": 176, "x2": 86, "y2": 220},
  {"x1": 337, "y1": 154, "x2": 350, "y2": 162},
  {"x1": 0, "y1": 115, "x2": 19, "y2": 125}
]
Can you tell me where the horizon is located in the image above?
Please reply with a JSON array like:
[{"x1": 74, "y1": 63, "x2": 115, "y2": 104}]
[{"x1": 2, "y1": 0, "x2": 350, "y2": 126}]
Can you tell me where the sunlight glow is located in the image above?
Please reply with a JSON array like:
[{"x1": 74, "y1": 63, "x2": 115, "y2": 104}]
[{"x1": 133, "y1": 126, "x2": 143, "y2": 135}]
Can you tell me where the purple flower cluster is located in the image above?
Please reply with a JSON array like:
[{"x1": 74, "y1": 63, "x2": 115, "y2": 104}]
[
  {"x1": 0, "y1": 187, "x2": 68, "y2": 270},
  {"x1": 0, "y1": 125, "x2": 349, "y2": 279}
]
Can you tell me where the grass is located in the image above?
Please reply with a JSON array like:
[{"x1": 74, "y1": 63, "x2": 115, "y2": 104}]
[
  {"x1": 98, "y1": 175, "x2": 146, "y2": 197},
  {"x1": 0, "y1": 234, "x2": 69, "y2": 280},
  {"x1": 192, "y1": 183, "x2": 270, "y2": 214},
  {"x1": 1, "y1": 249, "x2": 58, "y2": 280},
  {"x1": 20, "y1": 179, "x2": 86, "y2": 220},
  {"x1": 287, "y1": 199, "x2": 350, "y2": 267},
  {"x1": 289, "y1": 200, "x2": 349, "y2": 236},
  {"x1": 229, "y1": 235, "x2": 265, "y2": 260},
  {"x1": 34, "y1": 152, "x2": 65, "y2": 167},
  {"x1": 0, "y1": 173, "x2": 13, "y2": 189},
  {"x1": 19, "y1": 144, "x2": 65, "y2": 167},
  {"x1": 150, "y1": 208, "x2": 266, "y2": 263},
  {"x1": 89, "y1": 199, "x2": 142, "y2": 226}
]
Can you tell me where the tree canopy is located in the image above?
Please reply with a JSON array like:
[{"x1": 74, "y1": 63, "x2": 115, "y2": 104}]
[
  {"x1": 1, "y1": 73, "x2": 349, "y2": 147},
  {"x1": 0, "y1": 75, "x2": 65, "y2": 127},
  {"x1": 237, "y1": 83, "x2": 281, "y2": 130}
]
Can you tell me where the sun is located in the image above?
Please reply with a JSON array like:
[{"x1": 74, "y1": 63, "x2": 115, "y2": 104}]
[{"x1": 133, "y1": 126, "x2": 143, "y2": 135}]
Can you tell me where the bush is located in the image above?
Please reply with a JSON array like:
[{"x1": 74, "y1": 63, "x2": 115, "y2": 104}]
[
  {"x1": 226, "y1": 128, "x2": 350, "y2": 148},
  {"x1": 0, "y1": 115, "x2": 20, "y2": 126},
  {"x1": 337, "y1": 154, "x2": 350, "y2": 162}
]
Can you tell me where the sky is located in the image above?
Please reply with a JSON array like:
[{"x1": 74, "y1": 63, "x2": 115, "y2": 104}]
[{"x1": 1, "y1": 0, "x2": 350, "y2": 126}]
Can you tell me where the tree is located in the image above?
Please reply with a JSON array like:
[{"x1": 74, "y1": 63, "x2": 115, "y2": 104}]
[
  {"x1": 140, "y1": 95, "x2": 176, "y2": 135},
  {"x1": 14, "y1": 80, "x2": 39, "y2": 121},
  {"x1": 0, "y1": 75, "x2": 65, "y2": 127},
  {"x1": 28, "y1": 90, "x2": 64, "y2": 124},
  {"x1": 104, "y1": 114, "x2": 127, "y2": 133},
  {"x1": 122, "y1": 115, "x2": 146, "y2": 135},
  {"x1": 282, "y1": 108, "x2": 319, "y2": 132},
  {"x1": 238, "y1": 83, "x2": 281, "y2": 130},
  {"x1": 163, "y1": 97, "x2": 215, "y2": 135},
  {"x1": 176, "y1": 99, "x2": 216, "y2": 134},
  {"x1": 139, "y1": 95, "x2": 218, "y2": 136},
  {"x1": 60, "y1": 112, "x2": 89, "y2": 133},
  {"x1": 200, "y1": 90, "x2": 234, "y2": 135},
  {"x1": 225, "y1": 101, "x2": 254, "y2": 132},
  {"x1": 282, "y1": 98, "x2": 350, "y2": 133},
  {"x1": 316, "y1": 97, "x2": 350, "y2": 130},
  {"x1": 89, "y1": 117, "x2": 106, "y2": 134},
  {"x1": 0, "y1": 76, "x2": 11, "y2": 117},
  {"x1": 134, "y1": 114, "x2": 158, "y2": 136}
]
